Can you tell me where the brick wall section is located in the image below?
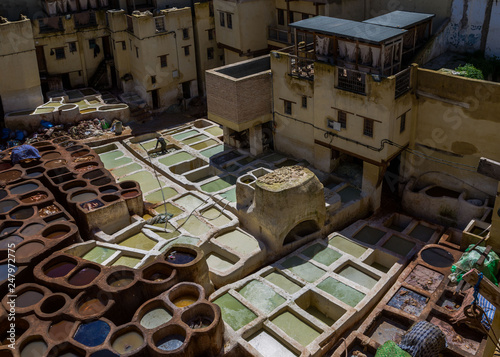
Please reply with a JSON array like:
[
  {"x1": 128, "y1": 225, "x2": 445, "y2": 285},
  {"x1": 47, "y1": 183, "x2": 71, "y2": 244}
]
[{"x1": 206, "y1": 70, "x2": 271, "y2": 125}]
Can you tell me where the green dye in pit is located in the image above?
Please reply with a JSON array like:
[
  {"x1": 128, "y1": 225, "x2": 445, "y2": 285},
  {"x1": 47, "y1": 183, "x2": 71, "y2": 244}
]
[
  {"x1": 99, "y1": 151, "x2": 123, "y2": 166},
  {"x1": 206, "y1": 253, "x2": 235, "y2": 271},
  {"x1": 173, "y1": 130, "x2": 198, "y2": 140},
  {"x1": 140, "y1": 139, "x2": 158, "y2": 151},
  {"x1": 337, "y1": 186, "x2": 362, "y2": 203},
  {"x1": 111, "y1": 163, "x2": 142, "y2": 177},
  {"x1": 159, "y1": 152, "x2": 194, "y2": 166},
  {"x1": 302, "y1": 244, "x2": 342, "y2": 266},
  {"x1": 271, "y1": 311, "x2": 321, "y2": 346},
  {"x1": 353, "y1": 226, "x2": 387, "y2": 245},
  {"x1": 118, "y1": 233, "x2": 157, "y2": 250},
  {"x1": 264, "y1": 272, "x2": 302, "y2": 294},
  {"x1": 220, "y1": 187, "x2": 236, "y2": 202},
  {"x1": 181, "y1": 134, "x2": 210, "y2": 145},
  {"x1": 118, "y1": 171, "x2": 163, "y2": 193},
  {"x1": 201, "y1": 145, "x2": 224, "y2": 158},
  {"x1": 204, "y1": 126, "x2": 223, "y2": 136},
  {"x1": 337, "y1": 265, "x2": 379, "y2": 289},
  {"x1": 112, "y1": 256, "x2": 141, "y2": 268},
  {"x1": 155, "y1": 230, "x2": 180, "y2": 241},
  {"x1": 176, "y1": 216, "x2": 210, "y2": 236},
  {"x1": 190, "y1": 139, "x2": 218, "y2": 150},
  {"x1": 281, "y1": 256, "x2": 326, "y2": 283},
  {"x1": 201, "y1": 178, "x2": 232, "y2": 193},
  {"x1": 82, "y1": 246, "x2": 117, "y2": 264},
  {"x1": 239, "y1": 280, "x2": 285, "y2": 314},
  {"x1": 329, "y1": 235, "x2": 367, "y2": 258},
  {"x1": 214, "y1": 230, "x2": 259, "y2": 255},
  {"x1": 214, "y1": 294, "x2": 256, "y2": 331},
  {"x1": 102, "y1": 156, "x2": 132, "y2": 170},
  {"x1": 409, "y1": 224, "x2": 435, "y2": 242},
  {"x1": 145, "y1": 187, "x2": 178, "y2": 204},
  {"x1": 247, "y1": 330, "x2": 298, "y2": 357},
  {"x1": 173, "y1": 194, "x2": 204, "y2": 212},
  {"x1": 154, "y1": 203, "x2": 183, "y2": 217},
  {"x1": 317, "y1": 277, "x2": 365, "y2": 307},
  {"x1": 382, "y1": 236, "x2": 415, "y2": 256},
  {"x1": 201, "y1": 208, "x2": 231, "y2": 227}
]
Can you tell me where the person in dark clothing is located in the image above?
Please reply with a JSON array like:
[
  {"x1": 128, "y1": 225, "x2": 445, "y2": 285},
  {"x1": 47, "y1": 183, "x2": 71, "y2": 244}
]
[{"x1": 156, "y1": 137, "x2": 167, "y2": 153}]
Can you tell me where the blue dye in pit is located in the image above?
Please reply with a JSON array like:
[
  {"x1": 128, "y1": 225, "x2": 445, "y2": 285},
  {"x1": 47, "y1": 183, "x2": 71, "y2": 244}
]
[
  {"x1": 73, "y1": 320, "x2": 110, "y2": 347},
  {"x1": 156, "y1": 335, "x2": 185, "y2": 351}
]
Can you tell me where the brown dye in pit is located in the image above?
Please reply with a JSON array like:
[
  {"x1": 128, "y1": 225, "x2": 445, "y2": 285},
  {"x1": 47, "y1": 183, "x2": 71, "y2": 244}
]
[
  {"x1": 75, "y1": 165, "x2": 97, "y2": 173},
  {"x1": 404, "y1": 265, "x2": 444, "y2": 293},
  {"x1": 21, "y1": 193, "x2": 48, "y2": 203},
  {"x1": 0, "y1": 170, "x2": 22, "y2": 182},
  {"x1": 74, "y1": 155, "x2": 95, "y2": 163},
  {"x1": 44, "y1": 231, "x2": 68, "y2": 239},
  {"x1": 44, "y1": 262, "x2": 77, "y2": 278},
  {"x1": 45, "y1": 160, "x2": 67, "y2": 168},
  {"x1": 79, "y1": 298, "x2": 106, "y2": 315},
  {"x1": 49, "y1": 320, "x2": 74, "y2": 341},
  {"x1": 68, "y1": 267, "x2": 100, "y2": 286},
  {"x1": 16, "y1": 242, "x2": 44, "y2": 259},
  {"x1": 122, "y1": 190, "x2": 139, "y2": 198},
  {"x1": 42, "y1": 152, "x2": 61, "y2": 160},
  {"x1": 39, "y1": 205, "x2": 61, "y2": 217},
  {"x1": 429, "y1": 316, "x2": 481, "y2": 354}
]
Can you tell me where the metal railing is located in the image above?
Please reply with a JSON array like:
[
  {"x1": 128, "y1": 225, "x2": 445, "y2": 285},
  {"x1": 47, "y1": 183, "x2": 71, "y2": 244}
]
[
  {"x1": 268, "y1": 27, "x2": 289, "y2": 44},
  {"x1": 289, "y1": 56, "x2": 315, "y2": 80},
  {"x1": 395, "y1": 67, "x2": 411, "y2": 98},
  {"x1": 337, "y1": 67, "x2": 366, "y2": 95}
]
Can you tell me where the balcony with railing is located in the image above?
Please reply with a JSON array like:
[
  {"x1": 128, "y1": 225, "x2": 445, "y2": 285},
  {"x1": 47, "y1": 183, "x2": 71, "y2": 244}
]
[
  {"x1": 395, "y1": 67, "x2": 411, "y2": 98},
  {"x1": 336, "y1": 67, "x2": 366, "y2": 95}
]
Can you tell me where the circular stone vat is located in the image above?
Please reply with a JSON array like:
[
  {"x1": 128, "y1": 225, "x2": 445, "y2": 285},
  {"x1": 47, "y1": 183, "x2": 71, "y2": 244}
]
[
  {"x1": 181, "y1": 302, "x2": 215, "y2": 329},
  {"x1": 75, "y1": 162, "x2": 99, "y2": 173},
  {"x1": 0, "y1": 200, "x2": 18, "y2": 214},
  {"x1": 107, "y1": 270, "x2": 135, "y2": 288},
  {"x1": 99, "y1": 185, "x2": 118, "y2": 194},
  {"x1": 10, "y1": 182, "x2": 39, "y2": 195},
  {"x1": 47, "y1": 167, "x2": 70, "y2": 177},
  {"x1": 72, "y1": 149, "x2": 91, "y2": 158},
  {"x1": 139, "y1": 301, "x2": 173, "y2": 330},
  {"x1": 60, "y1": 141, "x2": 76, "y2": 148},
  {"x1": 42, "y1": 224, "x2": 71, "y2": 239},
  {"x1": 37, "y1": 145, "x2": 56, "y2": 152},
  {"x1": 78, "y1": 295, "x2": 109, "y2": 316},
  {"x1": 164, "y1": 247, "x2": 197, "y2": 265},
  {"x1": 45, "y1": 159, "x2": 67, "y2": 169},
  {"x1": 44, "y1": 260, "x2": 77, "y2": 278},
  {"x1": 21, "y1": 223, "x2": 45, "y2": 236},
  {"x1": 42, "y1": 152, "x2": 61, "y2": 160},
  {"x1": 20, "y1": 338, "x2": 47, "y2": 357},
  {"x1": 421, "y1": 247, "x2": 455, "y2": 268},
  {"x1": 0, "y1": 190, "x2": 7, "y2": 200},
  {"x1": 70, "y1": 190, "x2": 98, "y2": 203},
  {"x1": 119, "y1": 181, "x2": 137, "y2": 190},
  {"x1": 82, "y1": 169, "x2": 105, "y2": 180},
  {"x1": 40, "y1": 294, "x2": 67, "y2": 314},
  {"x1": 101, "y1": 194, "x2": 120, "y2": 203},
  {"x1": 153, "y1": 325, "x2": 187, "y2": 352},
  {"x1": 62, "y1": 180, "x2": 87, "y2": 192},
  {"x1": 74, "y1": 155, "x2": 96, "y2": 163},
  {"x1": 16, "y1": 289, "x2": 45, "y2": 308},
  {"x1": 73, "y1": 320, "x2": 110, "y2": 347},
  {"x1": 122, "y1": 190, "x2": 139, "y2": 198},
  {"x1": 10, "y1": 207, "x2": 34, "y2": 220},
  {"x1": 110, "y1": 326, "x2": 145, "y2": 355},
  {"x1": 0, "y1": 170, "x2": 22, "y2": 183},
  {"x1": 66, "y1": 145, "x2": 84, "y2": 152},
  {"x1": 15, "y1": 241, "x2": 45, "y2": 260},
  {"x1": 0, "y1": 162, "x2": 13, "y2": 172},
  {"x1": 25, "y1": 168, "x2": 45, "y2": 178},
  {"x1": 48, "y1": 320, "x2": 74, "y2": 341},
  {"x1": 167, "y1": 284, "x2": 201, "y2": 308},
  {"x1": 91, "y1": 177, "x2": 112, "y2": 186},
  {"x1": 33, "y1": 141, "x2": 53, "y2": 147},
  {"x1": 142, "y1": 263, "x2": 174, "y2": 282},
  {"x1": 0, "y1": 222, "x2": 22, "y2": 237},
  {"x1": 68, "y1": 266, "x2": 101, "y2": 286},
  {"x1": 0, "y1": 235, "x2": 23, "y2": 249}
]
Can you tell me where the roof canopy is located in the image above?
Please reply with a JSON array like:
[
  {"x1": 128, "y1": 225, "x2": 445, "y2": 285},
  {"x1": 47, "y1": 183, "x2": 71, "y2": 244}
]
[
  {"x1": 363, "y1": 10, "x2": 435, "y2": 29},
  {"x1": 289, "y1": 16, "x2": 407, "y2": 44}
]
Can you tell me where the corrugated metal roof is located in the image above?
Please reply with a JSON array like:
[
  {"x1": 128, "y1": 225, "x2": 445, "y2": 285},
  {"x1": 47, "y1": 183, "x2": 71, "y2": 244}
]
[
  {"x1": 289, "y1": 16, "x2": 407, "y2": 44},
  {"x1": 363, "y1": 11, "x2": 435, "y2": 29}
]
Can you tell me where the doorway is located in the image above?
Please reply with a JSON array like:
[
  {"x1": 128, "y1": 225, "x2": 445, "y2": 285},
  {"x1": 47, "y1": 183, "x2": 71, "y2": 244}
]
[
  {"x1": 182, "y1": 81, "x2": 191, "y2": 99},
  {"x1": 110, "y1": 65, "x2": 118, "y2": 88},
  {"x1": 102, "y1": 36, "x2": 112, "y2": 59},
  {"x1": 151, "y1": 89, "x2": 159, "y2": 109},
  {"x1": 35, "y1": 46, "x2": 47, "y2": 73}
]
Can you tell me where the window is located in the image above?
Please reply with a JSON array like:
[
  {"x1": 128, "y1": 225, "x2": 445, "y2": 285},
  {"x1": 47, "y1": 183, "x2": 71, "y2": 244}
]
[
  {"x1": 68, "y1": 42, "x2": 77, "y2": 53},
  {"x1": 220, "y1": 12, "x2": 225, "y2": 27},
  {"x1": 160, "y1": 55, "x2": 167, "y2": 68},
  {"x1": 55, "y1": 47, "x2": 65, "y2": 60},
  {"x1": 302, "y1": 96, "x2": 307, "y2": 108},
  {"x1": 288, "y1": 11, "x2": 294, "y2": 24},
  {"x1": 208, "y1": 29, "x2": 214, "y2": 40},
  {"x1": 284, "y1": 100, "x2": 292, "y2": 115},
  {"x1": 207, "y1": 47, "x2": 214, "y2": 60},
  {"x1": 278, "y1": 9, "x2": 285, "y2": 26},
  {"x1": 227, "y1": 13, "x2": 232, "y2": 29},
  {"x1": 121, "y1": 41, "x2": 126, "y2": 50},
  {"x1": 155, "y1": 17, "x2": 165, "y2": 32},
  {"x1": 151, "y1": 75, "x2": 156, "y2": 84},
  {"x1": 363, "y1": 118, "x2": 374, "y2": 137},
  {"x1": 184, "y1": 46, "x2": 190, "y2": 56},
  {"x1": 338, "y1": 111, "x2": 346, "y2": 129},
  {"x1": 182, "y1": 28, "x2": 189, "y2": 39},
  {"x1": 89, "y1": 39, "x2": 96, "y2": 49},
  {"x1": 400, "y1": 113, "x2": 406, "y2": 133}
]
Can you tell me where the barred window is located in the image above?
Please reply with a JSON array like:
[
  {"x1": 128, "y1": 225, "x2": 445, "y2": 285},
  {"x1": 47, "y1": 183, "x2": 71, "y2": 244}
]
[
  {"x1": 338, "y1": 111, "x2": 347, "y2": 129},
  {"x1": 363, "y1": 118, "x2": 374, "y2": 137}
]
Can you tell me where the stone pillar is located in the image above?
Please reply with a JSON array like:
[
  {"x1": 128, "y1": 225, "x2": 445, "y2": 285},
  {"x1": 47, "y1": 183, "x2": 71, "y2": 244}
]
[
  {"x1": 313, "y1": 144, "x2": 333, "y2": 172},
  {"x1": 222, "y1": 126, "x2": 231, "y2": 146},
  {"x1": 362, "y1": 161, "x2": 382, "y2": 211},
  {"x1": 249, "y1": 125, "x2": 264, "y2": 156}
]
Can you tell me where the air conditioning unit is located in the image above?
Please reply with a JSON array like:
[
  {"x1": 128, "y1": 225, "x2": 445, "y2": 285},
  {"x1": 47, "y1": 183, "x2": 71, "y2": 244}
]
[{"x1": 327, "y1": 119, "x2": 341, "y2": 131}]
